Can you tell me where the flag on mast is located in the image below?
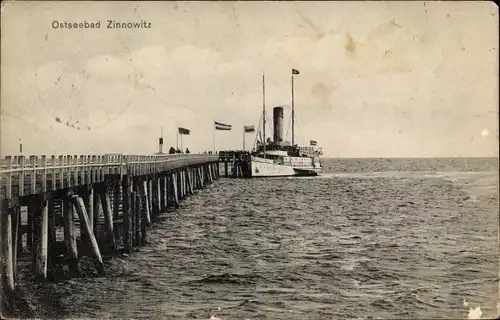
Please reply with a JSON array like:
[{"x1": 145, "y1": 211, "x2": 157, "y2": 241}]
[
  {"x1": 178, "y1": 127, "x2": 190, "y2": 135},
  {"x1": 215, "y1": 121, "x2": 232, "y2": 130},
  {"x1": 244, "y1": 125, "x2": 255, "y2": 133},
  {"x1": 310, "y1": 140, "x2": 317, "y2": 146},
  {"x1": 292, "y1": 68, "x2": 300, "y2": 75}
]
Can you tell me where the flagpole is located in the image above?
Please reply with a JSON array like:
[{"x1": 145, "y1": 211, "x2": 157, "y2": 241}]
[
  {"x1": 262, "y1": 73, "x2": 266, "y2": 155},
  {"x1": 243, "y1": 127, "x2": 245, "y2": 151},
  {"x1": 213, "y1": 123, "x2": 215, "y2": 153},
  {"x1": 291, "y1": 71, "x2": 295, "y2": 146},
  {"x1": 158, "y1": 126, "x2": 162, "y2": 154},
  {"x1": 176, "y1": 131, "x2": 179, "y2": 150},
  {"x1": 181, "y1": 134, "x2": 183, "y2": 151}
]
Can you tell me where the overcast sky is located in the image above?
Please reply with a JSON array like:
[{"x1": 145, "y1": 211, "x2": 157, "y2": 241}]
[{"x1": 1, "y1": 1, "x2": 498, "y2": 157}]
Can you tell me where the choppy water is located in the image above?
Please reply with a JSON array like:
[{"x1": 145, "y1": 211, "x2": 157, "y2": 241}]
[{"x1": 19, "y1": 158, "x2": 499, "y2": 319}]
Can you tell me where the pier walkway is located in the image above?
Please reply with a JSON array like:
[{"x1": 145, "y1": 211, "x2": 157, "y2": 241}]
[{"x1": 0, "y1": 153, "x2": 219, "y2": 313}]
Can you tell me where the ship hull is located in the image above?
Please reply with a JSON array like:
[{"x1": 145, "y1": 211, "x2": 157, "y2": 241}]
[{"x1": 251, "y1": 156, "x2": 321, "y2": 177}]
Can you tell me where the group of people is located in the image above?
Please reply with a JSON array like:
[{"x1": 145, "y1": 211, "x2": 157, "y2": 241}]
[
  {"x1": 165, "y1": 148, "x2": 223, "y2": 155},
  {"x1": 168, "y1": 146, "x2": 190, "y2": 154}
]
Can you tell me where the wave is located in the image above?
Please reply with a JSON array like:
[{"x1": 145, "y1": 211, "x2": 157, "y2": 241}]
[{"x1": 194, "y1": 272, "x2": 264, "y2": 285}]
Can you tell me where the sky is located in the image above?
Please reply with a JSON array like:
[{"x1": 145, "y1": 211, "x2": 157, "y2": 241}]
[{"x1": 1, "y1": 1, "x2": 498, "y2": 158}]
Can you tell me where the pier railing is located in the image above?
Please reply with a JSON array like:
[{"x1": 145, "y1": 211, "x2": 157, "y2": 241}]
[{"x1": 0, "y1": 154, "x2": 219, "y2": 202}]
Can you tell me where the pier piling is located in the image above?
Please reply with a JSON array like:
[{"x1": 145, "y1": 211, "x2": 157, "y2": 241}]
[{"x1": 72, "y1": 195, "x2": 104, "y2": 275}]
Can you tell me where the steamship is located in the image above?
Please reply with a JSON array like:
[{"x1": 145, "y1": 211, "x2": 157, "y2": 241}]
[{"x1": 250, "y1": 73, "x2": 322, "y2": 177}]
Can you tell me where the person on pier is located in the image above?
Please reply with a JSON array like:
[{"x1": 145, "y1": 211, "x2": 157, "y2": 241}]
[
  {"x1": 185, "y1": 148, "x2": 191, "y2": 154},
  {"x1": 169, "y1": 146, "x2": 176, "y2": 154}
]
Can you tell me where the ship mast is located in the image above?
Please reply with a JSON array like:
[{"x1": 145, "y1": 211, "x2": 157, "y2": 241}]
[
  {"x1": 262, "y1": 73, "x2": 266, "y2": 155},
  {"x1": 291, "y1": 69, "x2": 296, "y2": 146}
]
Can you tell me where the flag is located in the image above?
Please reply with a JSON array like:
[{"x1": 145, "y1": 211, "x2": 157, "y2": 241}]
[
  {"x1": 215, "y1": 121, "x2": 232, "y2": 130},
  {"x1": 310, "y1": 140, "x2": 317, "y2": 146},
  {"x1": 244, "y1": 125, "x2": 255, "y2": 133},
  {"x1": 292, "y1": 68, "x2": 300, "y2": 75},
  {"x1": 178, "y1": 127, "x2": 190, "y2": 135}
]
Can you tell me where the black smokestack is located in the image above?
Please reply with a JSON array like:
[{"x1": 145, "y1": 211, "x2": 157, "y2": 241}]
[{"x1": 273, "y1": 106, "x2": 284, "y2": 145}]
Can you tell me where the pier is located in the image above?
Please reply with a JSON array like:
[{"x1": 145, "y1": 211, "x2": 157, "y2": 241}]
[
  {"x1": 0, "y1": 153, "x2": 219, "y2": 313},
  {"x1": 218, "y1": 150, "x2": 252, "y2": 178}
]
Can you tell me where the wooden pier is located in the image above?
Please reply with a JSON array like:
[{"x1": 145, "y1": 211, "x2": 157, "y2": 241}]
[
  {"x1": 0, "y1": 153, "x2": 219, "y2": 314},
  {"x1": 218, "y1": 150, "x2": 252, "y2": 178}
]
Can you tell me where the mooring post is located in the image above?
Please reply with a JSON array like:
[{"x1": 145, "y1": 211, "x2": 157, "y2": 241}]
[
  {"x1": 100, "y1": 187, "x2": 116, "y2": 251},
  {"x1": 71, "y1": 195, "x2": 104, "y2": 275},
  {"x1": 142, "y1": 180, "x2": 151, "y2": 225},
  {"x1": 11, "y1": 207, "x2": 20, "y2": 282},
  {"x1": 156, "y1": 176, "x2": 162, "y2": 214},
  {"x1": 181, "y1": 170, "x2": 185, "y2": 197},
  {"x1": 122, "y1": 175, "x2": 132, "y2": 254},
  {"x1": 177, "y1": 170, "x2": 183, "y2": 201},
  {"x1": 198, "y1": 166, "x2": 202, "y2": 186},
  {"x1": 208, "y1": 164, "x2": 213, "y2": 183},
  {"x1": 205, "y1": 165, "x2": 209, "y2": 183},
  {"x1": 1, "y1": 207, "x2": 15, "y2": 294},
  {"x1": 93, "y1": 184, "x2": 100, "y2": 237},
  {"x1": 180, "y1": 170, "x2": 185, "y2": 199},
  {"x1": 27, "y1": 204, "x2": 33, "y2": 252},
  {"x1": 87, "y1": 186, "x2": 94, "y2": 232},
  {"x1": 193, "y1": 167, "x2": 197, "y2": 189},
  {"x1": 16, "y1": 208, "x2": 23, "y2": 258},
  {"x1": 151, "y1": 178, "x2": 158, "y2": 219},
  {"x1": 184, "y1": 169, "x2": 188, "y2": 196},
  {"x1": 186, "y1": 167, "x2": 194, "y2": 195},
  {"x1": 63, "y1": 195, "x2": 78, "y2": 275},
  {"x1": 112, "y1": 178, "x2": 121, "y2": 241},
  {"x1": 203, "y1": 166, "x2": 207, "y2": 185},
  {"x1": 156, "y1": 177, "x2": 161, "y2": 215},
  {"x1": 163, "y1": 175, "x2": 168, "y2": 209},
  {"x1": 79, "y1": 188, "x2": 89, "y2": 252},
  {"x1": 196, "y1": 167, "x2": 201, "y2": 189},
  {"x1": 172, "y1": 172, "x2": 180, "y2": 208},
  {"x1": 159, "y1": 176, "x2": 164, "y2": 211},
  {"x1": 166, "y1": 174, "x2": 171, "y2": 207},
  {"x1": 34, "y1": 198, "x2": 49, "y2": 281},
  {"x1": 140, "y1": 193, "x2": 147, "y2": 245},
  {"x1": 194, "y1": 168, "x2": 198, "y2": 188},
  {"x1": 133, "y1": 191, "x2": 140, "y2": 247},
  {"x1": 148, "y1": 179, "x2": 153, "y2": 221},
  {"x1": 129, "y1": 189, "x2": 135, "y2": 248},
  {"x1": 190, "y1": 168, "x2": 195, "y2": 191},
  {"x1": 9, "y1": 209, "x2": 17, "y2": 284},
  {"x1": 47, "y1": 199, "x2": 57, "y2": 278}
]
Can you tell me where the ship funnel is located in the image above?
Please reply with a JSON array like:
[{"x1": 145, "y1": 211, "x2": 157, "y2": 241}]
[
  {"x1": 159, "y1": 126, "x2": 164, "y2": 154},
  {"x1": 159, "y1": 137, "x2": 163, "y2": 153},
  {"x1": 273, "y1": 106, "x2": 284, "y2": 145}
]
